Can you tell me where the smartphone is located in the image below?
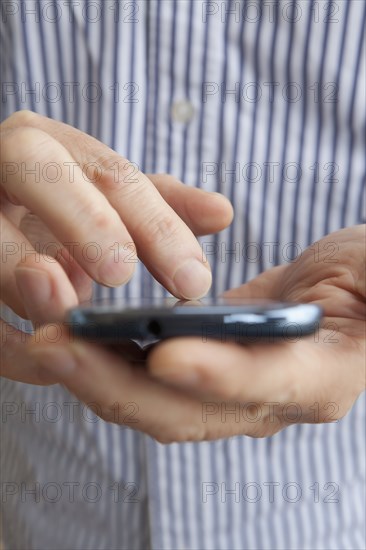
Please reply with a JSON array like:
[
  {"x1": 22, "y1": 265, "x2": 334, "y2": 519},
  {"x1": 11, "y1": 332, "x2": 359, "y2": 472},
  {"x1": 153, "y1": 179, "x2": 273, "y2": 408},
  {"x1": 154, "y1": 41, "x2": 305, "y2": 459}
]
[{"x1": 67, "y1": 298, "x2": 322, "y2": 346}]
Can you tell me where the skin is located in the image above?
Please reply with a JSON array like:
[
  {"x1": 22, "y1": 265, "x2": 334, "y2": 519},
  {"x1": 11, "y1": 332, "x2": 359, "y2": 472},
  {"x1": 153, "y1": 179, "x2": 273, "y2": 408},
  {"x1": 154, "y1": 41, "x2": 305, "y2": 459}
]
[
  {"x1": 0, "y1": 110, "x2": 232, "y2": 373},
  {"x1": 1, "y1": 112, "x2": 365, "y2": 444},
  {"x1": 1, "y1": 110, "x2": 234, "y2": 315}
]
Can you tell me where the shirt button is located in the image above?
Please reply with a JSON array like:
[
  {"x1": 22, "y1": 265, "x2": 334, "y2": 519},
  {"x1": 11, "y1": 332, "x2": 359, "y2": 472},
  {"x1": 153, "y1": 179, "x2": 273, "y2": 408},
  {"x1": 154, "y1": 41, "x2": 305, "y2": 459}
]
[{"x1": 171, "y1": 100, "x2": 195, "y2": 123}]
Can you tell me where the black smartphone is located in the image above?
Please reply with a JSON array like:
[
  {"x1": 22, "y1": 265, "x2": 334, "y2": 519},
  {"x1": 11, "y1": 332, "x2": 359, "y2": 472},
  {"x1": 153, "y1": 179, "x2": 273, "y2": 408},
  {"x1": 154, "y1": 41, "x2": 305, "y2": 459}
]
[{"x1": 67, "y1": 298, "x2": 322, "y2": 346}]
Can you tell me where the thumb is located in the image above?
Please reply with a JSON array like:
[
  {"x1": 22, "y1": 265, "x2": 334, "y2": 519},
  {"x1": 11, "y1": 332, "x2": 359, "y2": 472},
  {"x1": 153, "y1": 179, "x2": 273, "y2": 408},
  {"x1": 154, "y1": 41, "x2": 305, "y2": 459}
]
[{"x1": 222, "y1": 264, "x2": 288, "y2": 300}]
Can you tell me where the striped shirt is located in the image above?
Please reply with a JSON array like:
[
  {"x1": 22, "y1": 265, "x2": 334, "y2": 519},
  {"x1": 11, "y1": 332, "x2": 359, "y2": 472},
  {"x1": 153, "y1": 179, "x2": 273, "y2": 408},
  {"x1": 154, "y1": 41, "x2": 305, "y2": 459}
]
[{"x1": 1, "y1": 1, "x2": 365, "y2": 548}]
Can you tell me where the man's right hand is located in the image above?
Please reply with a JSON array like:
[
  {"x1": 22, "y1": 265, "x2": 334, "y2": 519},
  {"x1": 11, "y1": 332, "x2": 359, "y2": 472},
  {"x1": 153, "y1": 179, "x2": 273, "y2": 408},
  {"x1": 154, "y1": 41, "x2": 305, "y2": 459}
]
[{"x1": 0, "y1": 110, "x2": 233, "y2": 383}]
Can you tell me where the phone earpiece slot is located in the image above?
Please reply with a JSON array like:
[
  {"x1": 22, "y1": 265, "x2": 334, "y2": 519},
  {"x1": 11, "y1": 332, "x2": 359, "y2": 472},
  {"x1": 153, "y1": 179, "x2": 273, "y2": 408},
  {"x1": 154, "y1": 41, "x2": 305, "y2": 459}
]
[{"x1": 147, "y1": 320, "x2": 162, "y2": 336}]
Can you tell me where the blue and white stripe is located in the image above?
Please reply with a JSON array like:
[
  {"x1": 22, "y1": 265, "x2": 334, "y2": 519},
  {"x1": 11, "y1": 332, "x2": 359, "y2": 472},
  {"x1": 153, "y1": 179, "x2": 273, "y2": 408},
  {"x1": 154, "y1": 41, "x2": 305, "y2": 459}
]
[{"x1": 1, "y1": 1, "x2": 365, "y2": 548}]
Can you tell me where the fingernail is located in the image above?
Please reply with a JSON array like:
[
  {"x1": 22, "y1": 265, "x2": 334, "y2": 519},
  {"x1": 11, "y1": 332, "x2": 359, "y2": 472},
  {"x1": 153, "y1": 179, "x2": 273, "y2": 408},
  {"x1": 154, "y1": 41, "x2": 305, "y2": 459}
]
[
  {"x1": 97, "y1": 246, "x2": 135, "y2": 287},
  {"x1": 173, "y1": 259, "x2": 212, "y2": 300},
  {"x1": 15, "y1": 268, "x2": 52, "y2": 322},
  {"x1": 29, "y1": 346, "x2": 77, "y2": 379}
]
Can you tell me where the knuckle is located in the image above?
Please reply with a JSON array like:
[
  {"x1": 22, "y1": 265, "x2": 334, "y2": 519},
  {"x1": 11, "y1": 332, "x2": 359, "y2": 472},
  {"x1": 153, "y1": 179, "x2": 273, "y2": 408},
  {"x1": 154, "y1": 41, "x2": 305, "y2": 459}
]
[
  {"x1": 264, "y1": 411, "x2": 284, "y2": 435},
  {"x1": 153, "y1": 421, "x2": 206, "y2": 444},
  {"x1": 156, "y1": 173, "x2": 181, "y2": 184},
  {"x1": 153, "y1": 432, "x2": 175, "y2": 444},
  {"x1": 93, "y1": 153, "x2": 127, "y2": 173},
  {"x1": 74, "y1": 201, "x2": 117, "y2": 235},
  {"x1": 246, "y1": 416, "x2": 283, "y2": 438},
  {"x1": 142, "y1": 213, "x2": 180, "y2": 247},
  {"x1": 1, "y1": 126, "x2": 50, "y2": 166},
  {"x1": 94, "y1": 155, "x2": 141, "y2": 195},
  {"x1": 97, "y1": 169, "x2": 124, "y2": 194},
  {"x1": 100, "y1": 403, "x2": 118, "y2": 424},
  {"x1": 218, "y1": 380, "x2": 243, "y2": 402},
  {"x1": 3, "y1": 109, "x2": 39, "y2": 129},
  {"x1": 327, "y1": 411, "x2": 342, "y2": 423},
  {"x1": 92, "y1": 209, "x2": 115, "y2": 233},
  {"x1": 320, "y1": 400, "x2": 345, "y2": 424},
  {"x1": 279, "y1": 368, "x2": 301, "y2": 405}
]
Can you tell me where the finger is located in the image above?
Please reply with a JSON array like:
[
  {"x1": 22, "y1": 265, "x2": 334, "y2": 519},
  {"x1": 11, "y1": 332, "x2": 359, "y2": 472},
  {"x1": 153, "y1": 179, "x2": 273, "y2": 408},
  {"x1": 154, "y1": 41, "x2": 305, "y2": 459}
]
[
  {"x1": 0, "y1": 320, "x2": 142, "y2": 385},
  {"x1": 20, "y1": 325, "x2": 285, "y2": 440},
  {"x1": 1, "y1": 125, "x2": 135, "y2": 287},
  {"x1": 147, "y1": 174, "x2": 234, "y2": 235},
  {"x1": 19, "y1": 212, "x2": 93, "y2": 303},
  {"x1": 54, "y1": 247, "x2": 93, "y2": 304},
  {"x1": 148, "y1": 337, "x2": 302, "y2": 402},
  {"x1": 0, "y1": 318, "x2": 59, "y2": 384},
  {"x1": 1, "y1": 213, "x2": 87, "y2": 321},
  {"x1": 26, "y1": 334, "x2": 209, "y2": 442},
  {"x1": 147, "y1": 334, "x2": 363, "y2": 421},
  {"x1": 0, "y1": 198, "x2": 27, "y2": 227},
  {"x1": 0, "y1": 315, "x2": 283, "y2": 438},
  {"x1": 8, "y1": 112, "x2": 211, "y2": 299},
  {"x1": 14, "y1": 255, "x2": 79, "y2": 324},
  {"x1": 1, "y1": 213, "x2": 91, "y2": 319},
  {"x1": 1, "y1": 213, "x2": 31, "y2": 316}
]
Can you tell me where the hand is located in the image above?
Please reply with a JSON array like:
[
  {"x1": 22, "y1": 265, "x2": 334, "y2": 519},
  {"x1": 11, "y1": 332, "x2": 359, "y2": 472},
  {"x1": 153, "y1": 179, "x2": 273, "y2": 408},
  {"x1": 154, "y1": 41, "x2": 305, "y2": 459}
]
[
  {"x1": 0, "y1": 110, "x2": 233, "y2": 384},
  {"x1": 1, "y1": 110, "x2": 233, "y2": 317},
  {"x1": 147, "y1": 225, "x2": 366, "y2": 439},
  {"x1": 6, "y1": 226, "x2": 364, "y2": 442}
]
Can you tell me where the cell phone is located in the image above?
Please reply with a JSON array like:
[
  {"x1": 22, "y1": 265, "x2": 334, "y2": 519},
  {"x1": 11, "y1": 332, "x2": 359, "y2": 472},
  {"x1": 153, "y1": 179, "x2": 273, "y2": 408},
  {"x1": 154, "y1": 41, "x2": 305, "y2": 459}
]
[{"x1": 67, "y1": 297, "x2": 322, "y2": 346}]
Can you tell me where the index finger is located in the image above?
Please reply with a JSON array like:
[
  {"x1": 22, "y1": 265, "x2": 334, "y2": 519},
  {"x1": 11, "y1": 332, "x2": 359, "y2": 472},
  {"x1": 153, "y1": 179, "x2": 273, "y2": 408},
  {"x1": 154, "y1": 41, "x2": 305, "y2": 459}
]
[{"x1": 6, "y1": 112, "x2": 212, "y2": 299}]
